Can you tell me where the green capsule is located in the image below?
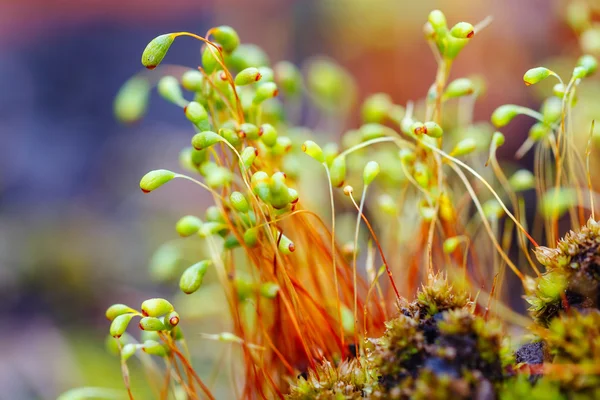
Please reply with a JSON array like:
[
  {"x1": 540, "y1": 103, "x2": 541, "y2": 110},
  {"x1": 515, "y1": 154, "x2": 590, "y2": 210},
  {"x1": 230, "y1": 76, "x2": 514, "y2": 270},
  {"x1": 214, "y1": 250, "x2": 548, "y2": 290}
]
[
  {"x1": 141, "y1": 33, "x2": 175, "y2": 69},
  {"x1": 220, "y1": 127, "x2": 242, "y2": 147},
  {"x1": 523, "y1": 67, "x2": 552, "y2": 86},
  {"x1": 224, "y1": 234, "x2": 241, "y2": 249},
  {"x1": 423, "y1": 121, "x2": 443, "y2": 138},
  {"x1": 541, "y1": 97, "x2": 562, "y2": 124},
  {"x1": 114, "y1": 76, "x2": 150, "y2": 124},
  {"x1": 272, "y1": 136, "x2": 292, "y2": 155},
  {"x1": 192, "y1": 131, "x2": 222, "y2": 150},
  {"x1": 212, "y1": 26, "x2": 240, "y2": 53},
  {"x1": 274, "y1": 61, "x2": 302, "y2": 97},
  {"x1": 163, "y1": 311, "x2": 180, "y2": 329},
  {"x1": 243, "y1": 227, "x2": 259, "y2": 247},
  {"x1": 181, "y1": 70, "x2": 204, "y2": 92},
  {"x1": 257, "y1": 66, "x2": 274, "y2": 82},
  {"x1": 278, "y1": 233, "x2": 295, "y2": 254},
  {"x1": 399, "y1": 148, "x2": 416, "y2": 164},
  {"x1": 329, "y1": 156, "x2": 347, "y2": 188},
  {"x1": 451, "y1": 138, "x2": 477, "y2": 156},
  {"x1": 540, "y1": 188, "x2": 577, "y2": 219},
  {"x1": 106, "y1": 304, "x2": 137, "y2": 321},
  {"x1": 184, "y1": 101, "x2": 208, "y2": 124},
  {"x1": 259, "y1": 124, "x2": 278, "y2": 147},
  {"x1": 577, "y1": 54, "x2": 598, "y2": 77},
  {"x1": 253, "y1": 82, "x2": 279, "y2": 104},
  {"x1": 302, "y1": 140, "x2": 324, "y2": 163},
  {"x1": 105, "y1": 333, "x2": 132, "y2": 356},
  {"x1": 141, "y1": 298, "x2": 174, "y2": 317},
  {"x1": 230, "y1": 191, "x2": 250, "y2": 213},
  {"x1": 259, "y1": 282, "x2": 280, "y2": 299},
  {"x1": 413, "y1": 162, "x2": 430, "y2": 189},
  {"x1": 139, "y1": 317, "x2": 166, "y2": 331},
  {"x1": 202, "y1": 46, "x2": 221, "y2": 74},
  {"x1": 235, "y1": 67, "x2": 262, "y2": 85},
  {"x1": 140, "y1": 169, "x2": 175, "y2": 193},
  {"x1": 322, "y1": 143, "x2": 339, "y2": 165},
  {"x1": 450, "y1": 22, "x2": 474, "y2": 39},
  {"x1": 121, "y1": 343, "x2": 138, "y2": 361},
  {"x1": 238, "y1": 123, "x2": 260, "y2": 140},
  {"x1": 528, "y1": 122, "x2": 550, "y2": 141},
  {"x1": 198, "y1": 221, "x2": 229, "y2": 237},
  {"x1": 492, "y1": 131, "x2": 505, "y2": 147},
  {"x1": 225, "y1": 44, "x2": 270, "y2": 70},
  {"x1": 361, "y1": 93, "x2": 392, "y2": 123},
  {"x1": 110, "y1": 313, "x2": 135, "y2": 338},
  {"x1": 491, "y1": 104, "x2": 520, "y2": 127},
  {"x1": 239, "y1": 146, "x2": 258, "y2": 170},
  {"x1": 443, "y1": 237, "x2": 461, "y2": 254},
  {"x1": 205, "y1": 206, "x2": 225, "y2": 223},
  {"x1": 483, "y1": 200, "x2": 504, "y2": 219},
  {"x1": 509, "y1": 169, "x2": 535, "y2": 192},
  {"x1": 363, "y1": 161, "x2": 380, "y2": 186},
  {"x1": 573, "y1": 66, "x2": 587, "y2": 80},
  {"x1": 157, "y1": 76, "x2": 186, "y2": 106},
  {"x1": 142, "y1": 340, "x2": 168, "y2": 357},
  {"x1": 175, "y1": 215, "x2": 202, "y2": 237},
  {"x1": 410, "y1": 121, "x2": 426, "y2": 135},
  {"x1": 444, "y1": 78, "x2": 474, "y2": 99},
  {"x1": 377, "y1": 194, "x2": 397, "y2": 215}
]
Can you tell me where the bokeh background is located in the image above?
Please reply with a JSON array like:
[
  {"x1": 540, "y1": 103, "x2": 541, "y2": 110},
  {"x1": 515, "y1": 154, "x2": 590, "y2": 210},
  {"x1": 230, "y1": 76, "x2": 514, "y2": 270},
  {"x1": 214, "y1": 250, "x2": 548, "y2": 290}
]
[{"x1": 0, "y1": 0, "x2": 591, "y2": 398}]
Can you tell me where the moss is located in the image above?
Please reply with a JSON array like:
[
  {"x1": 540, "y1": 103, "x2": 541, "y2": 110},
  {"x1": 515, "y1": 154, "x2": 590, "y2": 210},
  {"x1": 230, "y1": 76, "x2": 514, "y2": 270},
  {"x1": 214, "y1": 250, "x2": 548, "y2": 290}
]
[
  {"x1": 401, "y1": 273, "x2": 473, "y2": 318},
  {"x1": 286, "y1": 359, "x2": 379, "y2": 399},
  {"x1": 526, "y1": 219, "x2": 600, "y2": 326}
]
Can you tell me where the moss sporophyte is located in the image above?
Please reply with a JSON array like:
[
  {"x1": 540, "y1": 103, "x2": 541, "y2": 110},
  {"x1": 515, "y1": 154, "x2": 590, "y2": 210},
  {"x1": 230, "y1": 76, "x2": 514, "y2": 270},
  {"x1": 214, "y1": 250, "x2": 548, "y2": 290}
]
[{"x1": 57, "y1": 6, "x2": 600, "y2": 400}]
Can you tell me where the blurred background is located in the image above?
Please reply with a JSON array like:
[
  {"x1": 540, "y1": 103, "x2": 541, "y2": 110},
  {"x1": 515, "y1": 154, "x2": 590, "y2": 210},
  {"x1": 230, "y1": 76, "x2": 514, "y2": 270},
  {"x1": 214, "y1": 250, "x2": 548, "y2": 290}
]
[{"x1": 0, "y1": 0, "x2": 592, "y2": 398}]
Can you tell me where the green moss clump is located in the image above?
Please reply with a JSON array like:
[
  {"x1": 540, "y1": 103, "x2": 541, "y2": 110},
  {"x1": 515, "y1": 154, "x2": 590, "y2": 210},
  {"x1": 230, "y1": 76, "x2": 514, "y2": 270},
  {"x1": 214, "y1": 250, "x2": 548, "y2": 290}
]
[
  {"x1": 286, "y1": 359, "x2": 379, "y2": 399},
  {"x1": 526, "y1": 219, "x2": 600, "y2": 326}
]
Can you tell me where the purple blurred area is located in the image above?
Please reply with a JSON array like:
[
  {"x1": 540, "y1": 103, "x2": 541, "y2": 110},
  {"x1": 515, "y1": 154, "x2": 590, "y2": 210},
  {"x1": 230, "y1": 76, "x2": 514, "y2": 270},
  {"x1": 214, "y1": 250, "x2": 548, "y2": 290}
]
[{"x1": 0, "y1": 0, "x2": 573, "y2": 398}]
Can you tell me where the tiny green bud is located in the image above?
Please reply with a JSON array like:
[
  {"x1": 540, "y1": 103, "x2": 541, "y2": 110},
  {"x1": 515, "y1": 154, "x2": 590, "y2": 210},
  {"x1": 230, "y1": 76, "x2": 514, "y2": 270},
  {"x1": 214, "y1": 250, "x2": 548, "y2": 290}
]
[
  {"x1": 399, "y1": 148, "x2": 416, "y2": 164},
  {"x1": 274, "y1": 61, "x2": 302, "y2": 97},
  {"x1": 141, "y1": 34, "x2": 175, "y2": 69},
  {"x1": 259, "y1": 282, "x2": 280, "y2": 299},
  {"x1": 509, "y1": 169, "x2": 535, "y2": 192},
  {"x1": 106, "y1": 333, "x2": 131, "y2": 356},
  {"x1": 361, "y1": 93, "x2": 392, "y2": 123},
  {"x1": 192, "y1": 131, "x2": 222, "y2": 150},
  {"x1": 140, "y1": 169, "x2": 175, "y2": 193},
  {"x1": 410, "y1": 121, "x2": 426, "y2": 135},
  {"x1": 491, "y1": 104, "x2": 520, "y2": 127},
  {"x1": 572, "y1": 66, "x2": 587, "y2": 80},
  {"x1": 181, "y1": 70, "x2": 204, "y2": 92},
  {"x1": 198, "y1": 222, "x2": 228, "y2": 237},
  {"x1": 272, "y1": 136, "x2": 292, "y2": 155},
  {"x1": 419, "y1": 203, "x2": 436, "y2": 221},
  {"x1": 220, "y1": 128, "x2": 242, "y2": 147},
  {"x1": 226, "y1": 44, "x2": 270, "y2": 70},
  {"x1": 179, "y1": 260, "x2": 210, "y2": 294},
  {"x1": 106, "y1": 304, "x2": 137, "y2": 321},
  {"x1": 184, "y1": 101, "x2": 208, "y2": 124},
  {"x1": 142, "y1": 340, "x2": 168, "y2": 357},
  {"x1": 114, "y1": 77, "x2": 150, "y2": 124},
  {"x1": 450, "y1": 138, "x2": 477, "y2": 156},
  {"x1": 278, "y1": 233, "x2": 295, "y2": 254},
  {"x1": 257, "y1": 66, "x2": 274, "y2": 82},
  {"x1": 202, "y1": 46, "x2": 221, "y2": 74},
  {"x1": 523, "y1": 67, "x2": 552, "y2": 86},
  {"x1": 538, "y1": 271, "x2": 567, "y2": 301},
  {"x1": 443, "y1": 237, "x2": 461, "y2": 254},
  {"x1": 110, "y1": 313, "x2": 135, "y2": 338},
  {"x1": 363, "y1": 161, "x2": 380, "y2": 186},
  {"x1": 230, "y1": 191, "x2": 250, "y2": 213},
  {"x1": 141, "y1": 298, "x2": 174, "y2": 317},
  {"x1": 157, "y1": 76, "x2": 185, "y2": 106},
  {"x1": 577, "y1": 54, "x2": 598, "y2": 77},
  {"x1": 528, "y1": 122, "x2": 550, "y2": 141},
  {"x1": 540, "y1": 188, "x2": 577, "y2": 219},
  {"x1": 302, "y1": 140, "x2": 325, "y2": 163},
  {"x1": 253, "y1": 82, "x2": 279, "y2": 104},
  {"x1": 450, "y1": 22, "x2": 474, "y2": 39},
  {"x1": 444, "y1": 78, "x2": 474, "y2": 99},
  {"x1": 121, "y1": 343, "x2": 138, "y2": 361},
  {"x1": 212, "y1": 26, "x2": 240, "y2": 53},
  {"x1": 139, "y1": 317, "x2": 166, "y2": 331},
  {"x1": 483, "y1": 200, "x2": 504, "y2": 219},
  {"x1": 413, "y1": 162, "x2": 430, "y2": 189},
  {"x1": 224, "y1": 234, "x2": 241, "y2": 249},
  {"x1": 163, "y1": 311, "x2": 180, "y2": 329},
  {"x1": 240, "y1": 146, "x2": 258, "y2": 170},
  {"x1": 329, "y1": 156, "x2": 347, "y2": 188},
  {"x1": 492, "y1": 132, "x2": 505, "y2": 147},
  {"x1": 259, "y1": 124, "x2": 278, "y2": 147},
  {"x1": 243, "y1": 227, "x2": 259, "y2": 247},
  {"x1": 428, "y1": 10, "x2": 447, "y2": 31},
  {"x1": 541, "y1": 97, "x2": 562, "y2": 124},
  {"x1": 423, "y1": 121, "x2": 443, "y2": 138},
  {"x1": 238, "y1": 123, "x2": 260, "y2": 140},
  {"x1": 377, "y1": 194, "x2": 397, "y2": 215},
  {"x1": 287, "y1": 188, "x2": 299, "y2": 204},
  {"x1": 341, "y1": 306, "x2": 355, "y2": 335},
  {"x1": 552, "y1": 83, "x2": 566, "y2": 98},
  {"x1": 176, "y1": 215, "x2": 202, "y2": 237},
  {"x1": 235, "y1": 67, "x2": 262, "y2": 85}
]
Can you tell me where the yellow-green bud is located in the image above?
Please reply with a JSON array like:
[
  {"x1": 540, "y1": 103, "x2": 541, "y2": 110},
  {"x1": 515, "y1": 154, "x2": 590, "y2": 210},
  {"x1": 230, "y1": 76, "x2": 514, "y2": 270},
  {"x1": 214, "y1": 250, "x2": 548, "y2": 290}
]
[
  {"x1": 423, "y1": 121, "x2": 443, "y2": 138},
  {"x1": 243, "y1": 227, "x2": 259, "y2": 247},
  {"x1": 443, "y1": 237, "x2": 461, "y2": 254},
  {"x1": 181, "y1": 70, "x2": 204, "y2": 92},
  {"x1": 278, "y1": 233, "x2": 295, "y2": 254},
  {"x1": 180, "y1": 260, "x2": 210, "y2": 294},
  {"x1": 361, "y1": 93, "x2": 392, "y2": 123},
  {"x1": 302, "y1": 140, "x2": 325, "y2": 163},
  {"x1": 523, "y1": 67, "x2": 552, "y2": 86},
  {"x1": 212, "y1": 26, "x2": 240, "y2": 53},
  {"x1": 240, "y1": 146, "x2": 258, "y2": 170},
  {"x1": 377, "y1": 194, "x2": 397, "y2": 215},
  {"x1": 491, "y1": 105, "x2": 520, "y2": 127},
  {"x1": 140, "y1": 169, "x2": 175, "y2": 193},
  {"x1": 121, "y1": 343, "x2": 138, "y2": 361},
  {"x1": 141, "y1": 298, "x2": 174, "y2": 317},
  {"x1": 577, "y1": 54, "x2": 598, "y2": 77},
  {"x1": 259, "y1": 282, "x2": 280, "y2": 299},
  {"x1": 139, "y1": 317, "x2": 166, "y2": 331},
  {"x1": 176, "y1": 215, "x2": 202, "y2": 237},
  {"x1": 157, "y1": 76, "x2": 185, "y2": 106},
  {"x1": 413, "y1": 162, "x2": 430, "y2": 189},
  {"x1": 235, "y1": 67, "x2": 262, "y2": 86},
  {"x1": 230, "y1": 191, "x2": 250, "y2": 213},
  {"x1": 192, "y1": 131, "x2": 221, "y2": 150},
  {"x1": 492, "y1": 131, "x2": 505, "y2": 147},
  {"x1": 141, "y1": 34, "x2": 175, "y2": 69},
  {"x1": 450, "y1": 22, "x2": 474, "y2": 39},
  {"x1": 184, "y1": 101, "x2": 208, "y2": 125},
  {"x1": 238, "y1": 123, "x2": 260, "y2": 140},
  {"x1": 114, "y1": 77, "x2": 150, "y2": 124},
  {"x1": 541, "y1": 97, "x2": 562, "y2": 124},
  {"x1": 451, "y1": 138, "x2": 477, "y2": 156},
  {"x1": 540, "y1": 188, "x2": 577, "y2": 219},
  {"x1": 202, "y1": 46, "x2": 220, "y2": 74},
  {"x1": 509, "y1": 169, "x2": 535, "y2": 192},
  {"x1": 483, "y1": 200, "x2": 504, "y2": 219},
  {"x1": 253, "y1": 82, "x2": 279, "y2": 104},
  {"x1": 363, "y1": 161, "x2": 380, "y2": 185},
  {"x1": 528, "y1": 122, "x2": 550, "y2": 141},
  {"x1": 110, "y1": 313, "x2": 135, "y2": 338},
  {"x1": 444, "y1": 78, "x2": 474, "y2": 99},
  {"x1": 274, "y1": 61, "x2": 302, "y2": 97},
  {"x1": 329, "y1": 156, "x2": 347, "y2": 187},
  {"x1": 399, "y1": 148, "x2": 416, "y2": 164},
  {"x1": 142, "y1": 340, "x2": 168, "y2": 357},
  {"x1": 259, "y1": 124, "x2": 278, "y2": 147}
]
